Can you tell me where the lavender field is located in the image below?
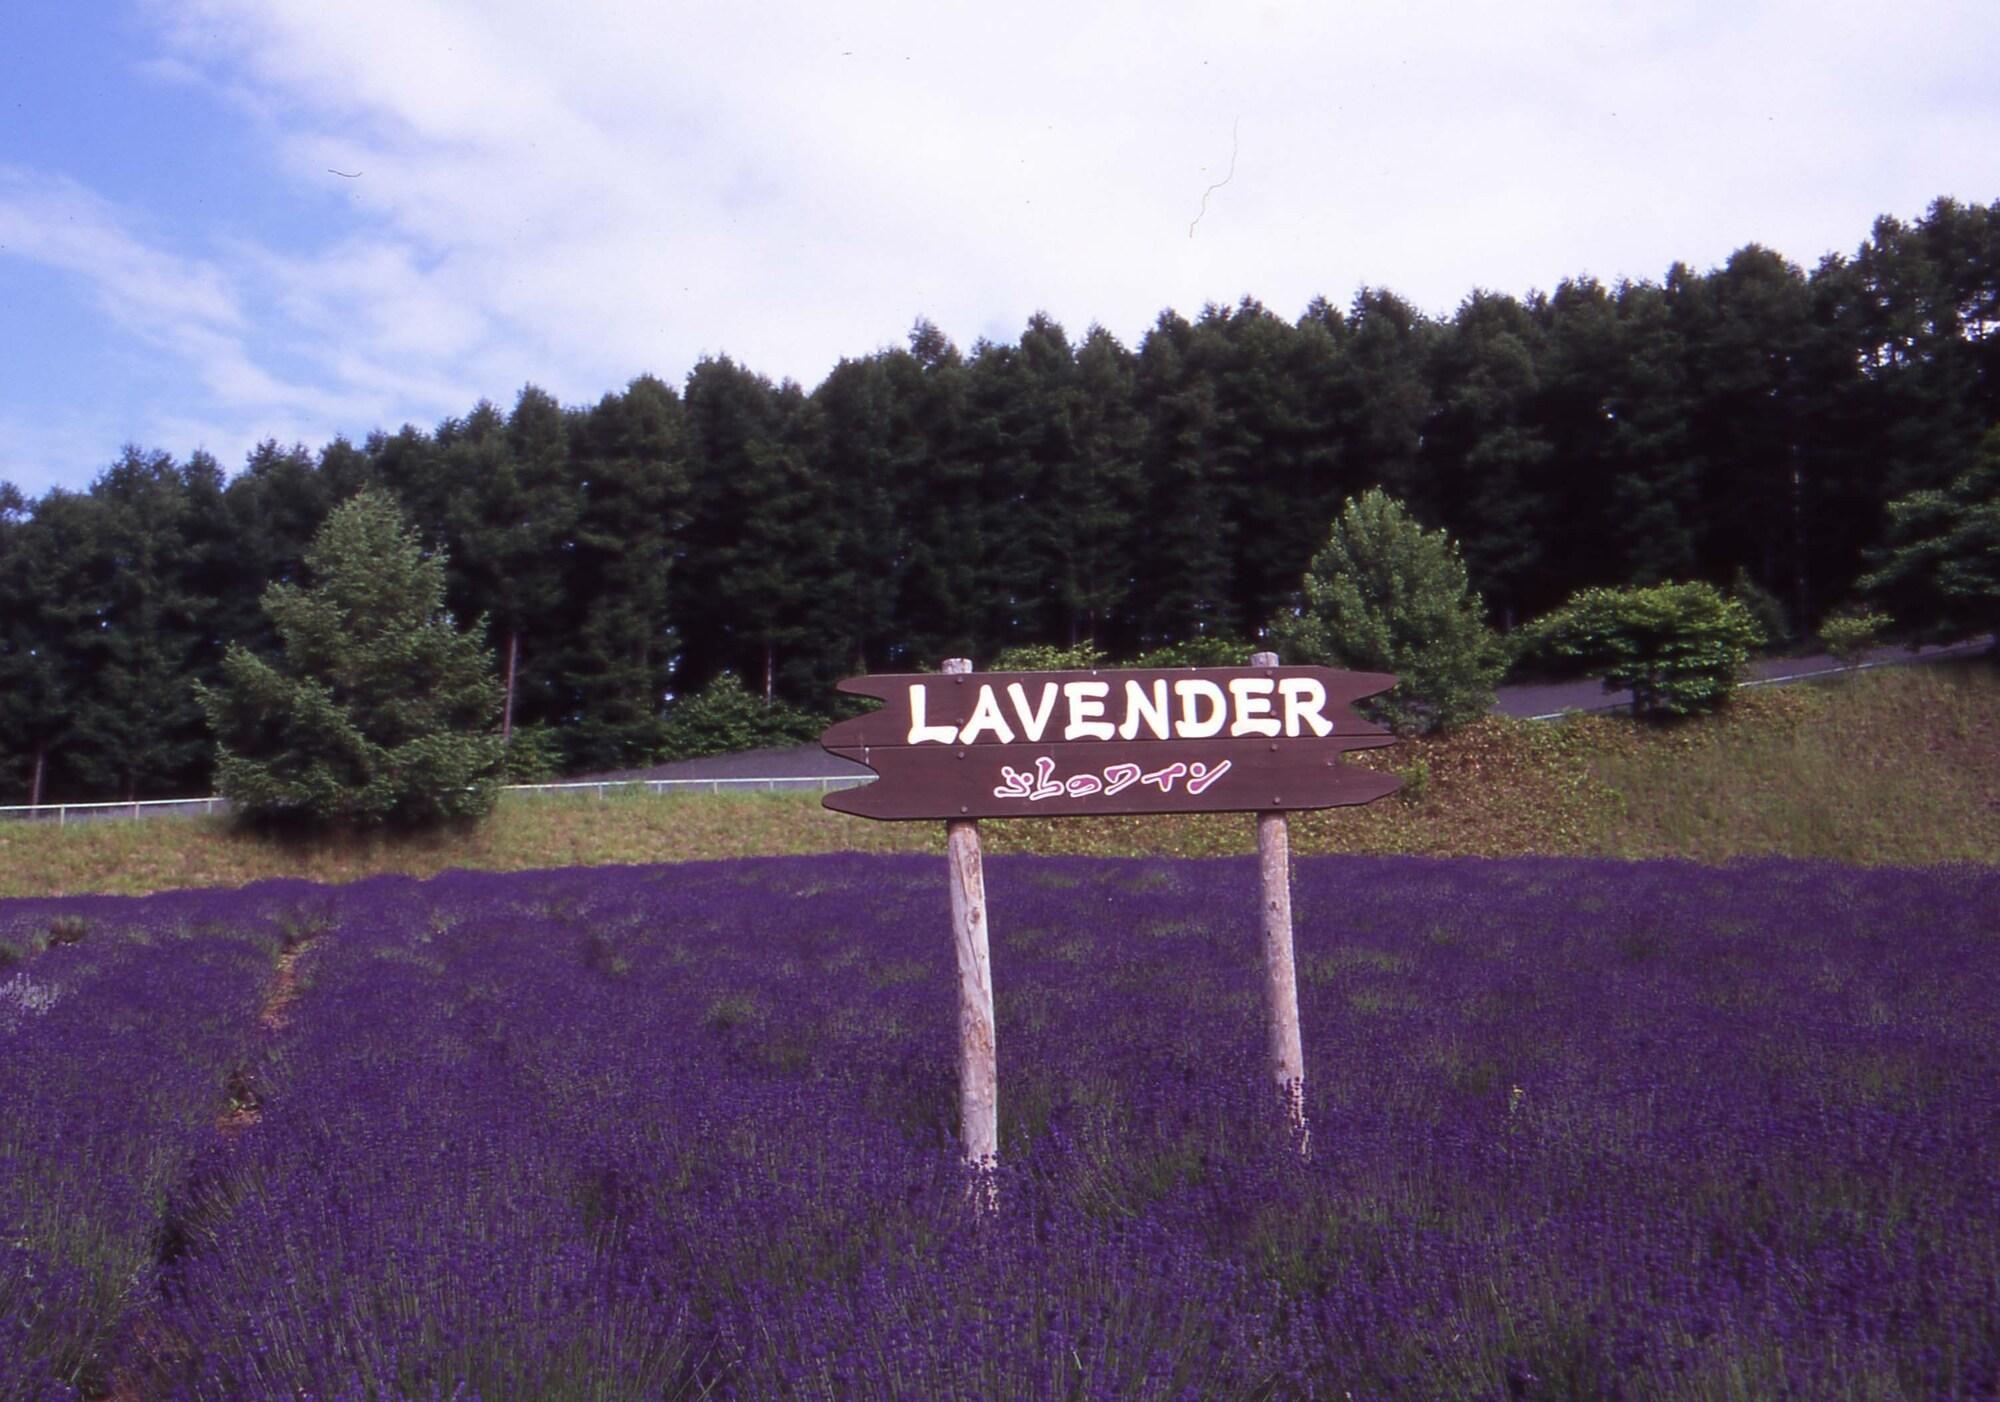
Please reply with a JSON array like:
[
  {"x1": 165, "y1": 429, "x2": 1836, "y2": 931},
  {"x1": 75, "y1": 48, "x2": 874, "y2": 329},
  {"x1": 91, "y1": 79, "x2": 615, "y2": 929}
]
[{"x1": 2, "y1": 855, "x2": 1996, "y2": 1400}]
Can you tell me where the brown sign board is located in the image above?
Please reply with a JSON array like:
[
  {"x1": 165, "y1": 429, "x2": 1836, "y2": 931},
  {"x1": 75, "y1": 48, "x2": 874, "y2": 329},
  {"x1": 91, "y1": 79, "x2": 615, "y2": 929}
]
[{"x1": 820, "y1": 666, "x2": 1399, "y2": 820}]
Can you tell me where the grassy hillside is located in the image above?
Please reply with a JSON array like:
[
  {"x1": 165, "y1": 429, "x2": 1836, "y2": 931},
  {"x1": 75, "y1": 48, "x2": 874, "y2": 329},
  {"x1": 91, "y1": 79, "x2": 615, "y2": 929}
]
[{"x1": 2, "y1": 663, "x2": 1994, "y2": 899}]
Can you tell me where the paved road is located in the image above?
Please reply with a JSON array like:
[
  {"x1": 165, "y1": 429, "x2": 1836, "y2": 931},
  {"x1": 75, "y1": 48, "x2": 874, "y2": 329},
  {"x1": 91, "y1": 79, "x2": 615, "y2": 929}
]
[
  {"x1": 1493, "y1": 635, "x2": 1991, "y2": 719},
  {"x1": 602, "y1": 636, "x2": 1995, "y2": 787}
]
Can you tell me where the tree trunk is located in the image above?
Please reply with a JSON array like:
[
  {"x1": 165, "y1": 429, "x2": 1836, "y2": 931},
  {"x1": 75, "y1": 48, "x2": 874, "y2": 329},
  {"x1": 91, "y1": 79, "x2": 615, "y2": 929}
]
[
  {"x1": 502, "y1": 630, "x2": 520, "y2": 744},
  {"x1": 30, "y1": 743, "x2": 46, "y2": 808},
  {"x1": 1788, "y1": 445, "x2": 1810, "y2": 631},
  {"x1": 764, "y1": 642, "x2": 775, "y2": 706}
]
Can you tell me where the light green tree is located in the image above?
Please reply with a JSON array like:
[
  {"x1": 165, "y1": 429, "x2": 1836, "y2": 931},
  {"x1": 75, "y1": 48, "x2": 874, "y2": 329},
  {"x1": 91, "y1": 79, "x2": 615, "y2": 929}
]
[
  {"x1": 1859, "y1": 426, "x2": 2000, "y2": 650},
  {"x1": 197, "y1": 490, "x2": 504, "y2": 827},
  {"x1": 1269, "y1": 488, "x2": 1504, "y2": 734}
]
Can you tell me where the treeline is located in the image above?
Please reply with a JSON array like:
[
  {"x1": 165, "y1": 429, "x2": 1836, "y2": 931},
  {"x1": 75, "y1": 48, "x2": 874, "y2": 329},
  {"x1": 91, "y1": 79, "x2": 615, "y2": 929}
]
[{"x1": 3, "y1": 197, "x2": 1996, "y2": 803}]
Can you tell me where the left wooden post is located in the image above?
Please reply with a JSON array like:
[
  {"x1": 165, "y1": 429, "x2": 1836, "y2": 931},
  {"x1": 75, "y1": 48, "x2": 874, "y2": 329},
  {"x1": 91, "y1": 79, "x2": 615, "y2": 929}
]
[{"x1": 941, "y1": 657, "x2": 999, "y2": 1182}]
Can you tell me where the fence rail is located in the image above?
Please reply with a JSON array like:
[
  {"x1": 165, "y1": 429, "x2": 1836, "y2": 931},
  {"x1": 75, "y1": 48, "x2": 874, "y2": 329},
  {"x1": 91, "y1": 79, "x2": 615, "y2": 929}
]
[{"x1": 0, "y1": 774, "x2": 873, "y2": 825}]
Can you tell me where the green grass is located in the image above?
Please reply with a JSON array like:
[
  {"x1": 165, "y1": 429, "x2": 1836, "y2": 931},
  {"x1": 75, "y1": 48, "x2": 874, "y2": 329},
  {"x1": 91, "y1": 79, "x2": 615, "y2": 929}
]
[{"x1": 2, "y1": 663, "x2": 1994, "y2": 898}]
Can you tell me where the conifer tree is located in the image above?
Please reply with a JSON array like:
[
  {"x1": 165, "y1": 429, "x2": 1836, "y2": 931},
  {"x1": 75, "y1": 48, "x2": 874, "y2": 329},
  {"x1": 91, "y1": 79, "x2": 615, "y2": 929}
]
[{"x1": 198, "y1": 490, "x2": 503, "y2": 827}]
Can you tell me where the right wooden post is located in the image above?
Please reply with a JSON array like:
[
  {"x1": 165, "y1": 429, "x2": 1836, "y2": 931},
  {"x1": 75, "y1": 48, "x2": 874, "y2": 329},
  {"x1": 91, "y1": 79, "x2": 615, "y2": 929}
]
[{"x1": 1250, "y1": 649, "x2": 1310, "y2": 1154}]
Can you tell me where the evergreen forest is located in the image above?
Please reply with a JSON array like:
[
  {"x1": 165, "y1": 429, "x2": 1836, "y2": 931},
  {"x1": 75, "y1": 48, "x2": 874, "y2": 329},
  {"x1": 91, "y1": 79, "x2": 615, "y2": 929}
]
[{"x1": 3, "y1": 198, "x2": 1996, "y2": 803}]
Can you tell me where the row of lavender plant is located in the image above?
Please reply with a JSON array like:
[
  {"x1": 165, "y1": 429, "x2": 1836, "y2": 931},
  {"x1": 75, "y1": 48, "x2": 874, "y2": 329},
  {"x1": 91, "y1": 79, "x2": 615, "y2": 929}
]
[
  {"x1": 0, "y1": 883, "x2": 315, "y2": 1399},
  {"x1": 14, "y1": 854, "x2": 1998, "y2": 1397}
]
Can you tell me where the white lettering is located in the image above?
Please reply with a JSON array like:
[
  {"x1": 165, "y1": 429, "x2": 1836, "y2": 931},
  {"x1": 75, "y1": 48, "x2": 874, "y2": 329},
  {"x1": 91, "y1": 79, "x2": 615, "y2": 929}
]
[
  {"x1": 1279, "y1": 677, "x2": 1334, "y2": 737},
  {"x1": 1006, "y1": 681, "x2": 1060, "y2": 742},
  {"x1": 994, "y1": 755, "x2": 1235, "y2": 803},
  {"x1": 1186, "y1": 759, "x2": 1233, "y2": 794},
  {"x1": 958, "y1": 685, "x2": 1016, "y2": 744},
  {"x1": 907, "y1": 684, "x2": 959, "y2": 744},
  {"x1": 1173, "y1": 679, "x2": 1227, "y2": 738},
  {"x1": 1028, "y1": 755, "x2": 1064, "y2": 800},
  {"x1": 1062, "y1": 681, "x2": 1114, "y2": 740},
  {"x1": 993, "y1": 765, "x2": 1034, "y2": 799},
  {"x1": 1118, "y1": 678, "x2": 1172, "y2": 739},
  {"x1": 1227, "y1": 678, "x2": 1281, "y2": 737}
]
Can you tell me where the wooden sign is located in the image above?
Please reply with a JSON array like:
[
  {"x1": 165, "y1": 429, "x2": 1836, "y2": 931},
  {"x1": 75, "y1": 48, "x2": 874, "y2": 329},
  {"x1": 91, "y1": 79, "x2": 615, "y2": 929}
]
[
  {"x1": 821, "y1": 656, "x2": 1403, "y2": 1188},
  {"x1": 820, "y1": 665, "x2": 1400, "y2": 820}
]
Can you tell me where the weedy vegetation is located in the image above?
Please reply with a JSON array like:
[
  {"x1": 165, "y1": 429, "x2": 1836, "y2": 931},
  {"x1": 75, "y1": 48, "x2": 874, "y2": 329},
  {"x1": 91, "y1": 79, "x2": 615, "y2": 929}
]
[{"x1": 1, "y1": 663, "x2": 1993, "y2": 899}]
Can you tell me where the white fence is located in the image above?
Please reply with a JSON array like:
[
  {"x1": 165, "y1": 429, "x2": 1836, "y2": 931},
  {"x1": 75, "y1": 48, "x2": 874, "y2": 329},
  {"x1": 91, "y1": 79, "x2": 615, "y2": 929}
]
[{"x1": 0, "y1": 774, "x2": 872, "y2": 825}]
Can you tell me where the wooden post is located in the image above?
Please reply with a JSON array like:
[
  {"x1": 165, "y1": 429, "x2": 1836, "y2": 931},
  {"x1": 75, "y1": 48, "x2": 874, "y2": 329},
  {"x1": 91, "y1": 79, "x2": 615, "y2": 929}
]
[
  {"x1": 942, "y1": 657, "x2": 1000, "y2": 1181},
  {"x1": 1250, "y1": 650, "x2": 1310, "y2": 1153}
]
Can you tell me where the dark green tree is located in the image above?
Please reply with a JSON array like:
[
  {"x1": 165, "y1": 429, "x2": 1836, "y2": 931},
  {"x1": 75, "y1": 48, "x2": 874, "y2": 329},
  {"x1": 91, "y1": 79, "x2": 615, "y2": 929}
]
[
  {"x1": 437, "y1": 388, "x2": 581, "y2": 746},
  {"x1": 1322, "y1": 288, "x2": 1437, "y2": 507},
  {"x1": 813, "y1": 351, "x2": 919, "y2": 674},
  {"x1": 554, "y1": 375, "x2": 690, "y2": 770},
  {"x1": 198, "y1": 490, "x2": 504, "y2": 827},
  {"x1": 1131, "y1": 310, "x2": 1235, "y2": 645},
  {"x1": 887, "y1": 321, "x2": 982, "y2": 667},
  {"x1": 35, "y1": 450, "x2": 226, "y2": 801},
  {"x1": 656, "y1": 671, "x2": 825, "y2": 760},
  {"x1": 1068, "y1": 325, "x2": 1148, "y2": 649},
  {"x1": 109, "y1": 449, "x2": 233, "y2": 798},
  {"x1": 1848, "y1": 200, "x2": 1998, "y2": 497},
  {"x1": 1528, "y1": 278, "x2": 1698, "y2": 602},
  {"x1": 1420, "y1": 289, "x2": 1553, "y2": 623},
  {"x1": 1194, "y1": 299, "x2": 1349, "y2": 640},
  {"x1": 0, "y1": 482, "x2": 73, "y2": 805},
  {"x1": 963, "y1": 314, "x2": 1133, "y2": 652},
  {"x1": 1669, "y1": 248, "x2": 1822, "y2": 622},
  {"x1": 680, "y1": 357, "x2": 841, "y2": 704},
  {"x1": 217, "y1": 440, "x2": 371, "y2": 659}
]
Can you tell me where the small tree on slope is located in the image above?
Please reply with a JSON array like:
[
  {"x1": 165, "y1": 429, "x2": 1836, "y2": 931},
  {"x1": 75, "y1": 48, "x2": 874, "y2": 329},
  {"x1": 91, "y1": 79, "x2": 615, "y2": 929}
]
[
  {"x1": 1526, "y1": 582, "x2": 1765, "y2": 721},
  {"x1": 198, "y1": 490, "x2": 504, "y2": 828},
  {"x1": 1859, "y1": 425, "x2": 2000, "y2": 651},
  {"x1": 1269, "y1": 488, "x2": 1504, "y2": 734}
]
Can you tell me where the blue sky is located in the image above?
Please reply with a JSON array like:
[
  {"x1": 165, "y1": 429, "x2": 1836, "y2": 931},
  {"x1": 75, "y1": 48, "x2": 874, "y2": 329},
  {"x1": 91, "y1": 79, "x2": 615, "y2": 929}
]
[{"x1": 5, "y1": 0, "x2": 1999, "y2": 497}]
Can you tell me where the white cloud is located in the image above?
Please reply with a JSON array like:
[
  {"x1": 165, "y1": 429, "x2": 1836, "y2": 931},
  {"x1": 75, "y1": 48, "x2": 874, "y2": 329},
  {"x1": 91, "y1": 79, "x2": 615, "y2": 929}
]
[
  {"x1": 0, "y1": 168, "x2": 243, "y2": 335},
  {"x1": 10, "y1": 0, "x2": 2000, "y2": 486}
]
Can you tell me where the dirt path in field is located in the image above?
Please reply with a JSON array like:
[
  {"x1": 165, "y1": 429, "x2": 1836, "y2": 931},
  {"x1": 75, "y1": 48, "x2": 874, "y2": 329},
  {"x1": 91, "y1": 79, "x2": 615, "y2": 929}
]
[
  {"x1": 216, "y1": 935, "x2": 315, "y2": 1137},
  {"x1": 95, "y1": 936, "x2": 323, "y2": 1400}
]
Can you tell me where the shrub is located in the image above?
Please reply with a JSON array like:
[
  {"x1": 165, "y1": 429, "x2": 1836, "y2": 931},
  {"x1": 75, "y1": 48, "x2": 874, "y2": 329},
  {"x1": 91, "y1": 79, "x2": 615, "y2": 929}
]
[
  {"x1": 1126, "y1": 637, "x2": 1257, "y2": 669},
  {"x1": 657, "y1": 672, "x2": 826, "y2": 760},
  {"x1": 1817, "y1": 610, "x2": 1893, "y2": 666},
  {"x1": 501, "y1": 723, "x2": 564, "y2": 783},
  {"x1": 197, "y1": 491, "x2": 504, "y2": 828},
  {"x1": 1268, "y1": 489, "x2": 1504, "y2": 734},
  {"x1": 1730, "y1": 567, "x2": 1793, "y2": 651},
  {"x1": 1527, "y1": 582, "x2": 1765, "y2": 721},
  {"x1": 988, "y1": 642, "x2": 1109, "y2": 671}
]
